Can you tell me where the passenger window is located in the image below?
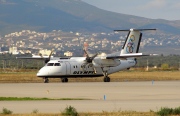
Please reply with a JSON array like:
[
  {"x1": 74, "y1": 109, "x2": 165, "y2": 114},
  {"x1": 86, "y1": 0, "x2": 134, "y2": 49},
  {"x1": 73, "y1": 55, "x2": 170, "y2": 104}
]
[
  {"x1": 47, "y1": 63, "x2": 54, "y2": 66},
  {"x1": 54, "y1": 63, "x2": 60, "y2": 66}
]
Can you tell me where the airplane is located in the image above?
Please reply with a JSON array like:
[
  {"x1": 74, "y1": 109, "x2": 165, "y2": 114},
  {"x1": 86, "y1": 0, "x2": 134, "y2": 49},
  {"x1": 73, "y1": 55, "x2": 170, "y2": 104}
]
[{"x1": 17, "y1": 28, "x2": 156, "y2": 83}]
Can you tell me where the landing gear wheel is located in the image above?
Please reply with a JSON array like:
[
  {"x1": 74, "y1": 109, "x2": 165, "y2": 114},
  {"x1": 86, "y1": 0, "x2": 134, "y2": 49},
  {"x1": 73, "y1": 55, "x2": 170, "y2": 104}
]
[
  {"x1": 104, "y1": 76, "x2": 110, "y2": 82},
  {"x1": 61, "y1": 78, "x2": 68, "y2": 83},
  {"x1": 44, "y1": 78, "x2": 49, "y2": 83},
  {"x1": 65, "y1": 78, "x2": 68, "y2": 82}
]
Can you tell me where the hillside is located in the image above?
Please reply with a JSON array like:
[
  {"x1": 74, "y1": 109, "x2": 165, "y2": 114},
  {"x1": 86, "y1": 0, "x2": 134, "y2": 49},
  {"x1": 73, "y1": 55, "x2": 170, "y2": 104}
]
[{"x1": 0, "y1": 0, "x2": 180, "y2": 35}]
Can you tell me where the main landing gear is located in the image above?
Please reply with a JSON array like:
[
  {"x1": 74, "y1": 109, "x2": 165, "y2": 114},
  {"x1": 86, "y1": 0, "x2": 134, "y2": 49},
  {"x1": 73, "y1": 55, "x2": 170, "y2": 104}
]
[
  {"x1": 104, "y1": 76, "x2": 110, "y2": 82},
  {"x1": 102, "y1": 71, "x2": 110, "y2": 82},
  {"x1": 61, "y1": 78, "x2": 68, "y2": 83}
]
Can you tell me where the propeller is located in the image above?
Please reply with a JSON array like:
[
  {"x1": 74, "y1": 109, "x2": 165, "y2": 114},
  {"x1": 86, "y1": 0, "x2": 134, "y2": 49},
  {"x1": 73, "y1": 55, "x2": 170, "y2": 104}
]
[
  {"x1": 82, "y1": 48, "x2": 98, "y2": 73},
  {"x1": 39, "y1": 49, "x2": 54, "y2": 63},
  {"x1": 83, "y1": 48, "x2": 98, "y2": 63}
]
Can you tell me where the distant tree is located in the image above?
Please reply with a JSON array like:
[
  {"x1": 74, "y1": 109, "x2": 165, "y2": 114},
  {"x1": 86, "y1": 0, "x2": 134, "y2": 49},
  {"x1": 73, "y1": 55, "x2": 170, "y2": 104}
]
[{"x1": 161, "y1": 63, "x2": 169, "y2": 70}]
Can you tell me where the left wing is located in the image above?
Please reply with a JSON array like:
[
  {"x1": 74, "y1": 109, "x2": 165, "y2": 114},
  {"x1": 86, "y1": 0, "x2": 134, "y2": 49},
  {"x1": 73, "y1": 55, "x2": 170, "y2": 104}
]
[
  {"x1": 16, "y1": 56, "x2": 50, "y2": 60},
  {"x1": 16, "y1": 56, "x2": 55, "y2": 63}
]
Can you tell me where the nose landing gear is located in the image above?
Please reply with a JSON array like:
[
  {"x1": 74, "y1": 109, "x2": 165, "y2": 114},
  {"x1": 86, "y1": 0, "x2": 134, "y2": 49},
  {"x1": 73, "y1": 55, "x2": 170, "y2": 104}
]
[{"x1": 44, "y1": 77, "x2": 49, "y2": 83}]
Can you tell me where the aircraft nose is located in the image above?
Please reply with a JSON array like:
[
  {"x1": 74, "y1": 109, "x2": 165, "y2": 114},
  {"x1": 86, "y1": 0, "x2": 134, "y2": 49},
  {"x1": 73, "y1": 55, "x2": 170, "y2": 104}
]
[
  {"x1": 36, "y1": 67, "x2": 48, "y2": 77},
  {"x1": 37, "y1": 70, "x2": 43, "y2": 77},
  {"x1": 36, "y1": 71, "x2": 41, "y2": 77}
]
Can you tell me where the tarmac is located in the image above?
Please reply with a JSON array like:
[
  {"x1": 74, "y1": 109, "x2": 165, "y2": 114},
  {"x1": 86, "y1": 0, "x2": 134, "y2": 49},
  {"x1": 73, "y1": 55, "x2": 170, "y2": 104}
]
[{"x1": 0, "y1": 81, "x2": 180, "y2": 113}]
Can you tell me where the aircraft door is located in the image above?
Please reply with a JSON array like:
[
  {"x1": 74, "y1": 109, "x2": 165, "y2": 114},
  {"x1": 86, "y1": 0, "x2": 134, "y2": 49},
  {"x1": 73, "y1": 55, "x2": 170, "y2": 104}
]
[{"x1": 65, "y1": 61, "x2": 71, "y2": 75}]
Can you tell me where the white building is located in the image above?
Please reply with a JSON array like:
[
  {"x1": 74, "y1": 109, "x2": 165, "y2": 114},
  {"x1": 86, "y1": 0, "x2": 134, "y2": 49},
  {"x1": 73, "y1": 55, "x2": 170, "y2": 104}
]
[
  {"x1": 9, "y1": 47, "x2": 19, "y2": 55},
  {"x1": 39, "y1": 49, "x2": 52, "y2": 56},
  {"x1": 64, "y1": 51, "x2": 73, "y2": 56}
]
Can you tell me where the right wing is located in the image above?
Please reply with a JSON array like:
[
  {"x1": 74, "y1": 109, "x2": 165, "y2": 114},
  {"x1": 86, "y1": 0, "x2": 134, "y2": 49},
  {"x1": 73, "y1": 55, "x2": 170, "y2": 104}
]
[
  {"x1": 105, "y1": 53, "x2": 149, "y2": 60},
  {"x1": 105, "y1": 53, "x2": 158, "y2": 60}
]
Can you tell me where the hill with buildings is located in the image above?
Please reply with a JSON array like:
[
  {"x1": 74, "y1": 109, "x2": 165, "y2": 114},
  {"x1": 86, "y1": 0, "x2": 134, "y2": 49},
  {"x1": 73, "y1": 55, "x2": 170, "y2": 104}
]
[{"x1": 0, "y1": 0, "x2": 180, "y2": 55}]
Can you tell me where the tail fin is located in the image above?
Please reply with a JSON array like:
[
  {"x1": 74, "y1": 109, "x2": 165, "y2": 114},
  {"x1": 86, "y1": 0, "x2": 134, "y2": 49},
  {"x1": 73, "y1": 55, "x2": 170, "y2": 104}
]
[{"x1": 114, "y1": 29, "x2": 156, "y2": 55}]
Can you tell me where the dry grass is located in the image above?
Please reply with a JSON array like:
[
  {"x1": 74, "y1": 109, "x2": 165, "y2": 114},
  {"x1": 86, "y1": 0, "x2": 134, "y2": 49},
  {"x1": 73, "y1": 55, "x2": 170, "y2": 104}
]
[
  {"x1": 110, "y1": 71, "x2": 180, "y2": 81},
  {"x1": 0, "y1": 69, "x2": 180, "y2": 83},
  {"x1": 0, "y1": 111, "x2": 157, "y2": 116}
]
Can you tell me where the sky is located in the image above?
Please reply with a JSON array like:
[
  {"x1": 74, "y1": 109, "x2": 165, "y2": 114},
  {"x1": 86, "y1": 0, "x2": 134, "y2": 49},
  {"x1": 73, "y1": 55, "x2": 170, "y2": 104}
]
[{"x1": 81, "y1": 0, "x2": 180, "y2": 20}]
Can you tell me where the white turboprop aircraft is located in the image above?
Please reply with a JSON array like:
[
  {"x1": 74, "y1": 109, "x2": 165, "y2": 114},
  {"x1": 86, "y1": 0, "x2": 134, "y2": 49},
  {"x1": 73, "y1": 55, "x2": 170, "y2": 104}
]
[{"x1": 17, "y1": 28, "x2": 156, "y2": 83}]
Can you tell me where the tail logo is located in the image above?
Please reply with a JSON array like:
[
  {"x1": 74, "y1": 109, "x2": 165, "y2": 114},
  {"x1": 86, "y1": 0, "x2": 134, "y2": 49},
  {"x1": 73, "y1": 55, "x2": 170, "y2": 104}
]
[{"x1": 126, "y1": 35, "x2": 135, "y2": 53}]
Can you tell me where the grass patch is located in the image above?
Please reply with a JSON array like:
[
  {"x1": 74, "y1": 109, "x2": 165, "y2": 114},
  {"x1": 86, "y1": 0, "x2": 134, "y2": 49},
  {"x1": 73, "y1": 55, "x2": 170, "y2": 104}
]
[
  {"x1": 0, "y1": 97, "x2": 91, "y2": 101},
  {"x1": 62, "y1": 105, "x2": 78, "y2": 116},
  {"x1": 32, "y1": 109, "x2": 39, "y2": 114},
  {"x1": 1, "y1": 107, "x2": 13, "y2": 114},
  {"x1": 157, "y1": 106, "x2": 180, "y2": 116}
]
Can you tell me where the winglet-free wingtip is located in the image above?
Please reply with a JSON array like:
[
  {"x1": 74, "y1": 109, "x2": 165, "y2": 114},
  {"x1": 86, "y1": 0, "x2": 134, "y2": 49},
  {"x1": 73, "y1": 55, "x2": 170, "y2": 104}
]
[{"x1": 150, "y1": 54, "x2": 159, "y2": 56}]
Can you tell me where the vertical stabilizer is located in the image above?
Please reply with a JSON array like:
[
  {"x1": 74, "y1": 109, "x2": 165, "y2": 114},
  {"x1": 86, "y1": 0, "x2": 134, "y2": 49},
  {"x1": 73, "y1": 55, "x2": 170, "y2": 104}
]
[
  {"x1": 114, "y1": 29, "x2": 156, "y2": 55},
  {"x1": 121, "y1": 30, "x2": 142, "y2": 54}
]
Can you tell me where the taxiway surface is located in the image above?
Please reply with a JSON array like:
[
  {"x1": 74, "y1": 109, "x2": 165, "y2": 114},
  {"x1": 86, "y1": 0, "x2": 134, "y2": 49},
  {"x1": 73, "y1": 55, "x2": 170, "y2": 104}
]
[{"x1": 0, "y1": 81, "x2": 180, "y2": 113}]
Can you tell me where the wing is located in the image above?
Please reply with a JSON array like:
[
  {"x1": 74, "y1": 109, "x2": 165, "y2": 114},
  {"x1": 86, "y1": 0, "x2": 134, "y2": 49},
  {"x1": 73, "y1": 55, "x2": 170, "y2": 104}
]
[
  {"x1": 16, "y1": 56, "x2": 51, "y2": 60},
  {"x1": 105, "y1": 53, "x2": 149, "y2": 60},
  {"x1": 16, "y1": 57, "x2": 45, "y2": 60}
]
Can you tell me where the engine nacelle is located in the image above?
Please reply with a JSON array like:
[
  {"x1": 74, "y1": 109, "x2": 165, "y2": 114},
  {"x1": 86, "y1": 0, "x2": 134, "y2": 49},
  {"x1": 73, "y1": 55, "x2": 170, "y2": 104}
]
[{"x1": 92, "y1": 58, "x2": 120, "y2": 67}]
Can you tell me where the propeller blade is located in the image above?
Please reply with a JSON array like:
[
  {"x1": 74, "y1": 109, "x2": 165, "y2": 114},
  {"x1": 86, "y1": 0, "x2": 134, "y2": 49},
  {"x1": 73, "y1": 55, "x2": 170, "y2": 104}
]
[
  {"x1": 38, "y1": 49, "x2": 54, "y2": 64},
  {"x1": 91, "y1": 53, "x2": 98, "y2": 59},
  {"x1": 83, "y1": 48, "x2": 89, "y2": 58},
  {"x1": 48, "y1": 49, "x2": 54, "y2": 60}
]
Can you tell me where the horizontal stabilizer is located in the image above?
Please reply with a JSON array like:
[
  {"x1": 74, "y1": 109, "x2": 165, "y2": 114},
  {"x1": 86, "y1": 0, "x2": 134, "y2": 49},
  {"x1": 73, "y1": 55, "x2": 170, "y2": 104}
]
[{"x1": 114, "y1": 29, "x2": 156, "y2": 32}]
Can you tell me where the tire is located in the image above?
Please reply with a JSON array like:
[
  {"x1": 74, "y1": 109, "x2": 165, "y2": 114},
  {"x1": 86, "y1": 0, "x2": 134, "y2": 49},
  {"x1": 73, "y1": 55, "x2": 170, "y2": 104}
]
[
  {"x1": 44, "y1": 78, "x2": 49, "y2": 83},
  {"x1": 104, "y1": 77, "x2": 110, "y2": 82},
  {"x1": 61, "y1": 78, "x2": 68, "y2": 83}
]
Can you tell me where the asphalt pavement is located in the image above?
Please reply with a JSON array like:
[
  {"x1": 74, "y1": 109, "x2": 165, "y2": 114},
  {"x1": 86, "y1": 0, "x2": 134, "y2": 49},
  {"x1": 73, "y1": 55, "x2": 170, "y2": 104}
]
[{"x1": 0, "y1": 81, "x2": 180, "y2": 113}]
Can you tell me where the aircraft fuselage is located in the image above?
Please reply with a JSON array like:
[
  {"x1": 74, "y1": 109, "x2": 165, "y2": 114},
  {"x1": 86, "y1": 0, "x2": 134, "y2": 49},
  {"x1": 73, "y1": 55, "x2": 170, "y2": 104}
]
[{"x1": 37, "y1": 57, "x2": 136, "y2": 78}]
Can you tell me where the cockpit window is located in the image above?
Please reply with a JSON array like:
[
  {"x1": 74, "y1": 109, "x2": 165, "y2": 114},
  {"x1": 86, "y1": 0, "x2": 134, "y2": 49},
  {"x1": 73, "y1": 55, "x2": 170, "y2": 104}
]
[
  {"x1": 47, "y1": 63, "x2": 61, "y2": 66},
  {"x1": 54, "y1": 63, "x2": 60, "y2": 66},
  {"x1": 47, "y1": 63, "x2": 54, "y2": 66}
]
